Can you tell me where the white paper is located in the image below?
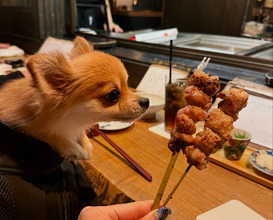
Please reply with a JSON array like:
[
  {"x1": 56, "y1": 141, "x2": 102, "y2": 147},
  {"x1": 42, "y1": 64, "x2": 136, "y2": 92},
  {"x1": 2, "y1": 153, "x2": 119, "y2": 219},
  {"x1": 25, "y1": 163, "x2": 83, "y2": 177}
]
[
  {"x1": 136, "y1": 65, "x2": 187, "y2": 97},
  {"x1": 148, "y1": 123, "x2": 170, "y2": 139},
  {"x1": 135, "y1": 28, "x2": 178, "y2": 42},
  {"x1": 197, "y1": 200, "x2": 265, "y2": 220},
  {"x1": 233, "y1": 94, "x2": 273, "y2": 149}
]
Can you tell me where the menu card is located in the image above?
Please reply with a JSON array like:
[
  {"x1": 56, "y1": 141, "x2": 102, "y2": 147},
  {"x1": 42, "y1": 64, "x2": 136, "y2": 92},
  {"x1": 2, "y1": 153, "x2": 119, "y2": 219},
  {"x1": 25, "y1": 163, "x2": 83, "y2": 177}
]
[
  {"x1": 136, "y1": 59, "x2": 192, "y2": 96},
  {"x1": 233, "y1": 94, "x2": 272, "y2": 149}
]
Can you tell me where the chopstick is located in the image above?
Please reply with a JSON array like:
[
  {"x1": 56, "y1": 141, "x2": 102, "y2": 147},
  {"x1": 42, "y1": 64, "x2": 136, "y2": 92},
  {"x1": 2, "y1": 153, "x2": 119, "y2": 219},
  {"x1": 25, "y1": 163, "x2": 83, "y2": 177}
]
[{"x1": 92, "y1": 126, "x2": 152, "y2": 182}]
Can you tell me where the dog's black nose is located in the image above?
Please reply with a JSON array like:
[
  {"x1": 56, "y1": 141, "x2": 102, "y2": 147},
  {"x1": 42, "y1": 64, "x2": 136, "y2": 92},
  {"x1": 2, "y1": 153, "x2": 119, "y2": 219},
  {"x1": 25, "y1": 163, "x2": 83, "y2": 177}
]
[{"x1": 138, "y1": 97, "x2": 150, "y2": 109}]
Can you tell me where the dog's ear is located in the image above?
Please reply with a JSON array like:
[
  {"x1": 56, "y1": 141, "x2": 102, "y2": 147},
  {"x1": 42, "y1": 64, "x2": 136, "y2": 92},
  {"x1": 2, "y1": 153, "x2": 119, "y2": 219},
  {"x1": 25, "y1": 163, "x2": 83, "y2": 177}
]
[
  {"x1": 26, "y1": 52, "x2": 74, "y2": 94},
  {"x1": 69, "y1": 36, "x2": 94, "y2": 59}
]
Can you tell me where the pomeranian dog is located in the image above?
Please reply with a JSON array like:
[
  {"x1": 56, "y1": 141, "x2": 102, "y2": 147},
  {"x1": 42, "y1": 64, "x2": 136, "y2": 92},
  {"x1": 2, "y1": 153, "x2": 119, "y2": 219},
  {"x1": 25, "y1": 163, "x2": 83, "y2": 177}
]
[{"x1": 0, "y1": 36, "x2": 149, "y2": 160}]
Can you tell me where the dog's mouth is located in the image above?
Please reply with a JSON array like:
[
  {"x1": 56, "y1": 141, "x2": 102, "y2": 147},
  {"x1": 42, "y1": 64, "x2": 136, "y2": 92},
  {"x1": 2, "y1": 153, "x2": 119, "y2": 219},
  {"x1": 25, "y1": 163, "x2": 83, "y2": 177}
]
[
  {"x1": 113, "y1": 116, "x2": 141, "y2": 122},
  {"x1": 111, "y1": 111, "x2": 147, "y2": 122}
]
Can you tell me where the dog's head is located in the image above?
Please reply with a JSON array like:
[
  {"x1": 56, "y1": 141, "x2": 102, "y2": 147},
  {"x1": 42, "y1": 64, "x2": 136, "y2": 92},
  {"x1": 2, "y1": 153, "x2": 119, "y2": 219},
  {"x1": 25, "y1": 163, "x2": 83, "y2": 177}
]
[{"x1": 26, "y1": 36, "x2": 149, "y2": 126}]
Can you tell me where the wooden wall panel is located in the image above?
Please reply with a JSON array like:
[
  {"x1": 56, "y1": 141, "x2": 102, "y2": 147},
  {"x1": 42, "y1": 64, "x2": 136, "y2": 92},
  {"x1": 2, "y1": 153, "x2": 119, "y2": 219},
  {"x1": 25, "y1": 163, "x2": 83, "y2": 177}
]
[
  {"x1": 0, "y1": 0, "x2": 67, "y2": 53},
  {"x1": 162, "y1": 0, "x2": 254, "y2": 36}
]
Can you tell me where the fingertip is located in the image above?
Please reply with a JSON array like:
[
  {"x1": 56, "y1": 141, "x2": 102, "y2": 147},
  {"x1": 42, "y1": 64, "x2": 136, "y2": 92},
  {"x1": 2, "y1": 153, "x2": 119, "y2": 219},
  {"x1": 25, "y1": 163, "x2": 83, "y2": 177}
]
[{"x1": 154, "y1": 207, "x2": 172, "y2": 220}]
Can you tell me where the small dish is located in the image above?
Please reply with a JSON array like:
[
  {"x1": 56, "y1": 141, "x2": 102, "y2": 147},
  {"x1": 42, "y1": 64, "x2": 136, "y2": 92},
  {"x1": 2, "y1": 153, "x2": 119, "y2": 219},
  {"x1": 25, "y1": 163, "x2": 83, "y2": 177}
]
[
  {"x1": 98, "y1": 121, "x2": 133, "y2": 131},
  {"x1": 249, "y1": 150, "x2": 273, "y2": 176},
  {"x1": 223, "y1": 128, "x2": 251, "y2": 160},
  {"x1": 135, "y1": 91, "x2": 165, "y2": 119}
]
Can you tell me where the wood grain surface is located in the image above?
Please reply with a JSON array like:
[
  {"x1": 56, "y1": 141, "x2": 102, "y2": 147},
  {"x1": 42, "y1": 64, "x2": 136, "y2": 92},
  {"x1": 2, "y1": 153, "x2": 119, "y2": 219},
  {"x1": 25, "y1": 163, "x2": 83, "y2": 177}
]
[{"x1": 82, "y1": 112, "x2": 273, "y2": 220}]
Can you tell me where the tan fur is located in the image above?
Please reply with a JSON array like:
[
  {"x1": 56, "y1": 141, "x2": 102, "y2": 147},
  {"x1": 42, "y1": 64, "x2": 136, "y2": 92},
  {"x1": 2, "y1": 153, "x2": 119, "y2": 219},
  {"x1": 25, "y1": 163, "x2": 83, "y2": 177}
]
[{"x1": 0, "y1": 36, "x2": 148, "y2": 160}]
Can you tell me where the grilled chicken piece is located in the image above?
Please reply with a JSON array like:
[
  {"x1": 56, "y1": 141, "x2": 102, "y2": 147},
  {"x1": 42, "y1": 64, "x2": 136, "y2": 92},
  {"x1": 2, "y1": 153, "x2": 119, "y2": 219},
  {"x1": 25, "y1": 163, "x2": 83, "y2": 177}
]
[
  {"x1": 194, "y1": 128, "x2": 224, "y2": 156},
  {"x1": 217, "y1": 88, "x2": 248, "y2": 120},
  {"x1": 205, "y1": 109, "x2": 234, "y2": 140},
  {"x1": 177, "y1": 105, "x2": 207, "y2": 123},
  {"x1": 175, "y1": 113, "x2": 196, "y2": 135},
  {"x1": 188, "y1": 69, "x2": 220, "y2": 96},
  {"x1": 184, "y1": 86, "x2": 212, "y2": 111},
  {"x1": 168, "y1": 131, "x2": 195, "y2": 152},
  {"x1": 184, "y1": 145, "x2": 208, "y2": 170}
]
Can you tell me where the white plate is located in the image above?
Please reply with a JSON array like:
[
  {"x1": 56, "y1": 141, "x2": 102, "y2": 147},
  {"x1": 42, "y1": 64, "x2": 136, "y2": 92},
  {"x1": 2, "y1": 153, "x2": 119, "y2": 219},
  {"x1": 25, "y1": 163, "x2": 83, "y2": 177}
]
[
  {"x1": 249, "y1": 150, "x2": 273, "y2": 176},
  {"x1": 98, "y1": 121, "x2": 133, "y2": 131}
]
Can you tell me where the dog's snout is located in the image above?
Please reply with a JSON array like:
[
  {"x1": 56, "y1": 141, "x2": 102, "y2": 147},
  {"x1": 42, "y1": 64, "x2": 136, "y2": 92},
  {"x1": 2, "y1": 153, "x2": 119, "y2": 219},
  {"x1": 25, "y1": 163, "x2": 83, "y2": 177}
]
[{"x1": 138, "y1": 97, "x2": 149, "y2": 109}]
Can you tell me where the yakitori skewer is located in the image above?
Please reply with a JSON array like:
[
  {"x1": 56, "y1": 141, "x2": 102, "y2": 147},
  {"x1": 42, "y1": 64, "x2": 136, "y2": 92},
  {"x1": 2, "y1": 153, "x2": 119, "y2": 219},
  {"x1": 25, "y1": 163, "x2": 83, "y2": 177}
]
[
  {"x1": 152, "y1": 67, "x2": 219, "y2": 209},
  {"x1": 161, "y1": 83, "x2": 248, "y2": 207}
]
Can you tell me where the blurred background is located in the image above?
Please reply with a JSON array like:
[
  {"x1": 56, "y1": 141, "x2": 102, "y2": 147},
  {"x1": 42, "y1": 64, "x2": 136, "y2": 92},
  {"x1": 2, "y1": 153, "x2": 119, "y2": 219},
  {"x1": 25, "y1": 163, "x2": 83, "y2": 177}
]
[{"x1": 0, "y1": 0, "x2": 272, "y2": 53}]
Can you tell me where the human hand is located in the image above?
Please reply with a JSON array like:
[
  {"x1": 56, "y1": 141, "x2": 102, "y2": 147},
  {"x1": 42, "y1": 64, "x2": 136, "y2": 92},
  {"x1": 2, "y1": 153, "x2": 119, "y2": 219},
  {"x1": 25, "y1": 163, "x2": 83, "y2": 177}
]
[
  {"x1": 109, "y1": 23, "x2": 124, "y2": 33},
  {"x1": 78, "y1": 200, "x2": 171, "y2": 220}
]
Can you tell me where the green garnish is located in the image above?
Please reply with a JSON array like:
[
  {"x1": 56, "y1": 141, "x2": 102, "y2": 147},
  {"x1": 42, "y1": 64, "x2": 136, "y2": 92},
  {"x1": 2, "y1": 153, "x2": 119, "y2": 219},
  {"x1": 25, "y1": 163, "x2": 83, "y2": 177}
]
[{"x1": 234, "y1": 132, "x2": 246, "y2": 139}]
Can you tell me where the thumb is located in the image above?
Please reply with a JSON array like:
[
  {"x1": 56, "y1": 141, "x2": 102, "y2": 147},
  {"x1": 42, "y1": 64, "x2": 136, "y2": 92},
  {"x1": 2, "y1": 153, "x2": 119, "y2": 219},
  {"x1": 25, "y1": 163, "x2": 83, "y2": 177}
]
[
  {"x1": 138, "y1": 209, "x2": 157, "y2": 220},
  {"x1": 78, "y1": 200, "x2": 156, "y2": 220}
]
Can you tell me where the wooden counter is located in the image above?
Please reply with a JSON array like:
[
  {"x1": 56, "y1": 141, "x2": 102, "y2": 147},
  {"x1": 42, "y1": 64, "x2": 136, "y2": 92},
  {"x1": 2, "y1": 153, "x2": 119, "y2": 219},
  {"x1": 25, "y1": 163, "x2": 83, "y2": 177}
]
[{"x1": 82, "y1": 112, "x2": 273, "y2": 220}]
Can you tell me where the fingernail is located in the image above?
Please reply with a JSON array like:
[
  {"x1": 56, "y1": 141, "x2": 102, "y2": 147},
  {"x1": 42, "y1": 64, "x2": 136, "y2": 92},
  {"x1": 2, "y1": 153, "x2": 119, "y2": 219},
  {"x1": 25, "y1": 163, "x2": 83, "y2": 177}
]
[{"x1": 154, "y1": 207, "x2": 172, "y2": 220}]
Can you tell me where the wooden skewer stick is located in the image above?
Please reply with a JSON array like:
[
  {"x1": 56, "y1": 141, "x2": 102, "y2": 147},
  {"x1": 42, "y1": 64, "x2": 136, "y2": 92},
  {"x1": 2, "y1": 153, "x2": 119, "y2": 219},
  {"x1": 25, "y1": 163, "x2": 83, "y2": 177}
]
[
  {"x1": 151, "y1": 151, "x2": 180, "y2": 210},
  {"x1": 162, "y1": 164, "x2": 192, "y2": 206}
]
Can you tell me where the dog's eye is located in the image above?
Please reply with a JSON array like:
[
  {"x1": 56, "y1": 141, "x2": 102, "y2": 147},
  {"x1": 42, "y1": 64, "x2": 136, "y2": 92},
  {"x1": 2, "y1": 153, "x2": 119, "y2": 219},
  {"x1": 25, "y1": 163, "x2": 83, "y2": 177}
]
[{"x1": 106, "y1": 89, "x2": 120, "y2": 103}]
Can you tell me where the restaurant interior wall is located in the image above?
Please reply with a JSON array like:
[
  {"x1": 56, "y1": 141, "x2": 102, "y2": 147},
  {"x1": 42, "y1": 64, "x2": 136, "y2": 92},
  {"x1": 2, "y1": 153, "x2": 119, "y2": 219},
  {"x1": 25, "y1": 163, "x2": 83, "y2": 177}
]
[
  {"x1": 0, "y1": 0, "x2": 72, "y2": 54},
  {"x1": 161, "y1": 0, "x2": 256, "y2": 36}
]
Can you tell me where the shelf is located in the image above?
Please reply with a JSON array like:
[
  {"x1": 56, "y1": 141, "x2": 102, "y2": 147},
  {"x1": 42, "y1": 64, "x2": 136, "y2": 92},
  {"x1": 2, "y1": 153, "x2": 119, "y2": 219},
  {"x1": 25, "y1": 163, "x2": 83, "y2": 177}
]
[{"x1": 112, "y1": 9, "x2": 162, "y2": 17}]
